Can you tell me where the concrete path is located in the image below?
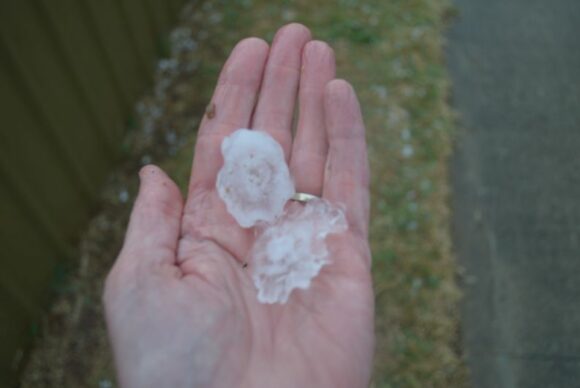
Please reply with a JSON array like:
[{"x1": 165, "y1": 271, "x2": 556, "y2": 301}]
[{"x1": 447, "y1": 1, "x2": 580, "y2": 387}]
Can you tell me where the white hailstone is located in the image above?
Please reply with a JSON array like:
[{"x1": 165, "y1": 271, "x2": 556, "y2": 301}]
[
  {"x1": 217, "y1": 129, "x2": 295, "y2": 228},
  {"x1": 400, "y1": 127, "x2": 412, "y2": 141},
  {"x1": 251, "y1": 199, "x2": 348, "y2": 304},
  {"x1": 401, "y1": 144, "x2": 414, "y2": 158},
  {"x1": 118, "y1": 189, "x2": 129, "y2": 204}
]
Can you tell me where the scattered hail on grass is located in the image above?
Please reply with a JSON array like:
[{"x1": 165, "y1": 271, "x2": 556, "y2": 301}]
[{"x1": 216, "y1": 128, "x2": 347, "y2": 304}]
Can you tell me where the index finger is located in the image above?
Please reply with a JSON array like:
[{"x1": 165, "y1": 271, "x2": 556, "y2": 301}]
[
  {"x1": 188, "y1": 38, "x2": 269, "y2": 193},
  {"x1": 322, "y1": 80, "x2": 370, "y2": 239}
]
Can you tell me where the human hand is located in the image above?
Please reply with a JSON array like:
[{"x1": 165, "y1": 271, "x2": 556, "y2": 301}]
[{"x1": 103, "y1": 23, "x2": 373, "y2": 388}]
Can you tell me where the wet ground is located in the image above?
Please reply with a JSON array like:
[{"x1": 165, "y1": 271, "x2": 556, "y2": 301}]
[{"x1": 448, "y1": 0, "x2": 580, "y2": 386}]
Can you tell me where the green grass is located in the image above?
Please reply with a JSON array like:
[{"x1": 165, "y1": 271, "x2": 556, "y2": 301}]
[{"x1": 21, "y1": 0, "x2": 467, "y2": 386}]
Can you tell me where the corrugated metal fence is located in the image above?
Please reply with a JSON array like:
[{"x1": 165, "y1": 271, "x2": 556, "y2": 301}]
[{"x1": 0, "y1": 0, "x2": 185, "y2": 382}]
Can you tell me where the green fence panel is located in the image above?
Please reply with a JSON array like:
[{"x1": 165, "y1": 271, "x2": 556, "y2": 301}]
[
  {"x1": 35, "y1": 0, "x2": 125, "y2": 143},
  {"x1": 0, "y1": 0, "x2": 187, "y2": 383}
]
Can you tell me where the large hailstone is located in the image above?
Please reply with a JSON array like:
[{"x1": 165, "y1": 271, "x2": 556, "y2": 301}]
[
  {"x1": 217, "y1": 129, "x2": 295, "y2": 228},
  {"x1": 251, "y1": 199, "x2": 347, "y2": 304}
]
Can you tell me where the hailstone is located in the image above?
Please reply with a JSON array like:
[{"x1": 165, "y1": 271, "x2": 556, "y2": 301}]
[
  {"x1": 251, "y1": 199, "x2": 347, "y2": 304},
  {"x1": 217, "y1": 129, "x2": 295, "y2": 228}
]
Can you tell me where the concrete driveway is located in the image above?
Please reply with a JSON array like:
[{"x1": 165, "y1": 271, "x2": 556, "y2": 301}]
[{"x1": 447, "y1": 1, "x2": 580, "y2": 387}]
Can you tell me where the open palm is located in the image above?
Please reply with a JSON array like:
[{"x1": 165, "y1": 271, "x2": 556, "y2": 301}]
[{"x1": 103, "y1": 24, "x2": 374, "y2": 388}]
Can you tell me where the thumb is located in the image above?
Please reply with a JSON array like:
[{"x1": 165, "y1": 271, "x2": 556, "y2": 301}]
[{"x1": 117, "y1": 165, "x2": 184, "y2": 270}]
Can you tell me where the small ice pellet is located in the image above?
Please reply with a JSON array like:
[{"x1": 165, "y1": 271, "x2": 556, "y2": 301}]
[
  {"x1": 251, "y1": 199, "x2": 347, "y2": 304},
  {"x1": 401, "y1": 144, "x2": 414, "y2": 158},
  {"x1": 217, "y1": 129, "x2": 295, "y2": 228}
]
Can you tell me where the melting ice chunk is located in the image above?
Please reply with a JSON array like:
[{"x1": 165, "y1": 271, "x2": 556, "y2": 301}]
[
  {"x1": 252, "y1": 199, "x2": 347, "y2": 304},
  {"x1": 216, "y1": 129, "x2": 348, "y2": 303},
  {"x1": 217, "y1": 129, "x2": 295, "y2": 228}
]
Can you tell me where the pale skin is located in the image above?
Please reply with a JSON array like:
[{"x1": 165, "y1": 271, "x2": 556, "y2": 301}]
[{"x1": 103, "y1": 23, "x2": 374, "y2": 388}]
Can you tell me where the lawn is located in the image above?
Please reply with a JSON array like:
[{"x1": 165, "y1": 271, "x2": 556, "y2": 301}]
[{"x1": 22, "y1": 0, "x2": 467, "y2": 387}]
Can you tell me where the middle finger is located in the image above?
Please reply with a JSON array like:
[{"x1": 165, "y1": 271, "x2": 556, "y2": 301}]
[{"x1": 251, "y1": 23, "x2": 311, "y2": 159}]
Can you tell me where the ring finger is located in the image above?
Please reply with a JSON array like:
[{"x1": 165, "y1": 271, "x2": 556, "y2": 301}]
[{"x1": 289, "y1": 40, "x2": 336, "y2": 196}]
